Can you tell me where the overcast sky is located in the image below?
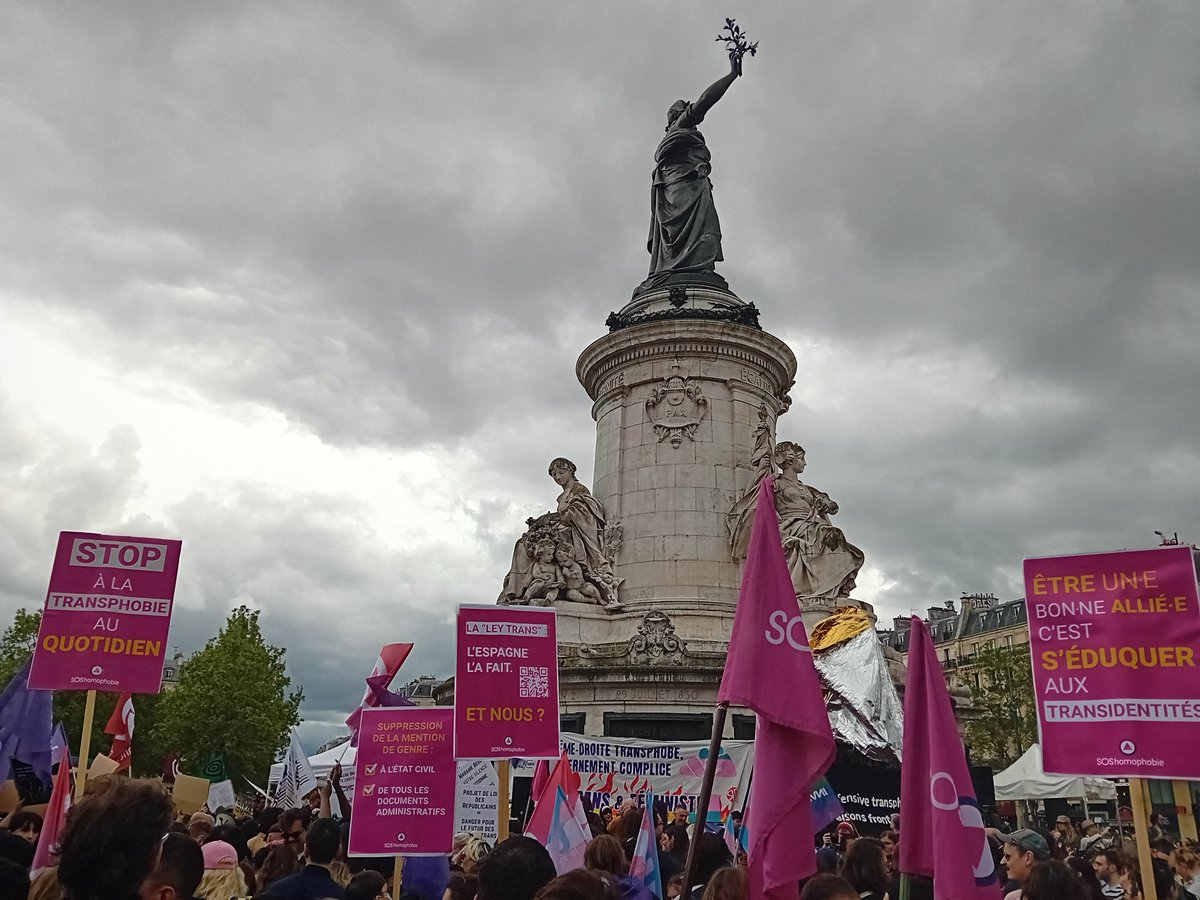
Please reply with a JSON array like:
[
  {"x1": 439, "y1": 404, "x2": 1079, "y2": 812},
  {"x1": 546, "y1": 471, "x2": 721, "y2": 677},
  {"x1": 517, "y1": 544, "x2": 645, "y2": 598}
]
[{"x1": 2, "y1": 3, "x2": 1198, "y2": 750}]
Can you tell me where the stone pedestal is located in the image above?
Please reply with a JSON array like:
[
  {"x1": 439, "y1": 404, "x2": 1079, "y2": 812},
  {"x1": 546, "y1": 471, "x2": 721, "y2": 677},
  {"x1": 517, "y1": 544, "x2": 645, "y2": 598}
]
[{"x1": 558, "y1": 288, "x2": 798, "y2": 738}]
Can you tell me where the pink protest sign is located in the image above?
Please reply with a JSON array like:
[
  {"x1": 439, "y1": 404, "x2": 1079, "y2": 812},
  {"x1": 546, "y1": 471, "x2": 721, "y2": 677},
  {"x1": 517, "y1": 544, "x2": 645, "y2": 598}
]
[
  {"x1": 1025, "y1": 545, "x2": 1200, "y2": 779},
  {"x1": 348, "y1": 707, "x2": 455, "y2": 857},
  {"x1": 454, "y1": 605, "x2": 560, "y2": 760},
  {"x1": 29, "y1": 531, "x2": 182, "y2": 694}
]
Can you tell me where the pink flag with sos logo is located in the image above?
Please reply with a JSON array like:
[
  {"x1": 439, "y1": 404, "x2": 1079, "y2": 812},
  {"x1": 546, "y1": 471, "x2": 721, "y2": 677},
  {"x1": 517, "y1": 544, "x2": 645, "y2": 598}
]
[
  {"x1": 899, "y1": 617, "x2": 1000, "y2": 898},
  {"x1": 1024, "y1": 545, "x2": 1200, "y2": 779},
  {"x1": 348, "y1": 707, "x2": 456, "y2": 857},
  {"x1": 29, "y1": 532, "x2": 182, "y2": 694},
  {"x1": 454, "y1": 605, "x2": 560, "y2": 760}
]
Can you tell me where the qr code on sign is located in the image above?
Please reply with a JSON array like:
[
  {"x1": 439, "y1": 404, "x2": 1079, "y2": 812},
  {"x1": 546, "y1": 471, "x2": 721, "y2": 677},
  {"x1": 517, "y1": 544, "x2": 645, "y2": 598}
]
[{"x1": 519, "y1": 666, "x2": 549, "y2": 698}]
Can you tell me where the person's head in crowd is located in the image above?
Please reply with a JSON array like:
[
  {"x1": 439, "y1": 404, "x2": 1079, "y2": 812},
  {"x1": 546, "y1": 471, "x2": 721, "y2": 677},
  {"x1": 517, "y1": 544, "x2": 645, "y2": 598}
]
[
  {"x1": 878, "y1": 830, "x2": 898, "y2": 868},
  {"x1": 9, "y1": 810, "x2": 43, "y2": 846},
  {"x1": 0, "y1": 858, "x2": 30, "y2": 900},
  {"x1": 452, "y1": 833, "x2": 473, "y2": 856},
  {"x1": 196, "y1": 841, "x2": 248, "y2": 900},
  {"x1": 442, "y1": 872, "x2": 477, "y2": 900},
  {"x1": 699, "y1": 866, "x2": 746, "y2": 900},
  {"x1": 143, "y1": 833, "x2": 205, "y2": 900},
  {"x1": 614, "y1": 809, "x2": 643, "y2": 857},
  {"x1": 1065, "y1": 854, "x2": 1100, "y2": 890},
  {"x1": 582, "y1": 834, "x2": 626, "y2": 877},
  {"x1": 1022, "y1": 860, "x2": 1087, "y2": 900},
  {"x1": 57, "y1": 777, "x2": 174, "y2": 900},
  {"x1": 652, "y1": 801, "x2": 669, "y2": 838},
  {"x1": 1151, "y1": 837, "x2": 1173, "y2": 859},
  {"x1": 256, "y1": 806, "x2": 283, "y2": 832},
  {"x1": 303, "y1": 819, "x2": 340, "y2": 867},
  {"x1": 799, "y1": 874, "x2": 858, "y2": 900},
  {"x1": 277, "y1": 809, "x2": 308, "y2": 856},
  {"x1": 840, "y1": 837, "x2": 888, "y2": 897},
  {"x1": 254, "y1": 844, "x2": 298, "y2": 890},
  {"x1": 476, "y1": 836, "x2": 556, "y2": 900},
  {"x1": 345, "y1": 871, "x2": 386, "y2": 900},
  {"x1": 1117, "y1": 856, "x2": 1142, "y2": 900},
  {"x1": 1173, "y1": 846, "x2": 1200, "y2": 878},
  {"x1": 598, "y1": 807, "x2": 612, "y2": 828},
  {"x1": 833, "y1": 821, "x2": 858, "y2": 851},
  {"x1": 664, "y1": 875, "x2": 684, "y2": 900},
  {"x1": 208, "y1": 825, "x2": 250, "y2": 863},
  {"x1": 1001, "y1": 829, "x2": 1051, "y2": 886},
  {"x1": 1092, "y1": 849, "x2": 1122, "y2": 888},
  {"x1": 691, "y1": 832, "x2": 734, "y2": 889},
  {"x1": 660, "y1": 824, "x2": 689, "y2": 863},
  {"x1": 457, "y1": 838, "x2": 492, "y2": 876},
  {"x1": 187, "y1": 812, "x2": 215, "y2": 843},
  {"x1": 0, "y1": 831, "x2": 35, "y2": 870},
  {"x1": 531, "y1": 870, "x2": 620, "y2": 900},
  {"x1": 673, "y1": 804, "x2": 689, "y2": 826}
]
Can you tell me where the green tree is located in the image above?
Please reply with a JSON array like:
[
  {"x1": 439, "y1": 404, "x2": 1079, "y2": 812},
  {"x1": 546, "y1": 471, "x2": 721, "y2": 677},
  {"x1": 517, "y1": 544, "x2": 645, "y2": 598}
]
[
  {"x1": 151, "y1": 606, "x2": 303, "y2": 787},
  {"x1": 963, "y1": 643, "x2": 1038, "y2": 769},
  {"x1": 0, "y1": 608, "x2": 41, "y2": 686}
]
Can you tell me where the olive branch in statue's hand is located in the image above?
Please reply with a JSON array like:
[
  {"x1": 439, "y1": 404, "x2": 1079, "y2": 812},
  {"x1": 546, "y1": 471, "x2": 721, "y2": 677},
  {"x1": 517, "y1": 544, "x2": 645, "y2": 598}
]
[{"x1": 717, "y1": 18, "x2": 758, "y2": 75}]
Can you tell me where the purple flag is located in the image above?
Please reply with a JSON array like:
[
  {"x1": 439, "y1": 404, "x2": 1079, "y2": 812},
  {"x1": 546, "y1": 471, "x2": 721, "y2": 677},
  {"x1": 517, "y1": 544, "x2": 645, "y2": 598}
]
[{"x1": 0, "y1": 658, "x2": 53, "y2": 788}]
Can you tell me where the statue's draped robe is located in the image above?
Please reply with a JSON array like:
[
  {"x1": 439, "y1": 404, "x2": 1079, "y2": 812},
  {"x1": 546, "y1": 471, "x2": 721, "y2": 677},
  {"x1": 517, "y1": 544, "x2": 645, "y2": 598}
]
[
  {"x1": 647, "y1": 104, "x2": 724, "y2": 277},
  {"x1": 774, "y1": 478, "x2": 864, "y2": 602}
]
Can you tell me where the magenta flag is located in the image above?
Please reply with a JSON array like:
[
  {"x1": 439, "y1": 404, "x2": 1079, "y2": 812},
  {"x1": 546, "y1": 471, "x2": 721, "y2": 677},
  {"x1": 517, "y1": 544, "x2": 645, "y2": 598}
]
[
  {"x1": 899, "y1": 617, "x2": 1000, "y2": 897},
  {"x1": 717, "y1": 477, "x2": 835, "y2": 899}
]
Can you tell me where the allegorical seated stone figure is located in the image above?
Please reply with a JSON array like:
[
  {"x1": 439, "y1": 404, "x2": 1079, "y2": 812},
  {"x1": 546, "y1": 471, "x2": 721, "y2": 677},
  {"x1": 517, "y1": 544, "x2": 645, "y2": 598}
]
[
  {"x1": 729, "y1": 428, "x2": 864, "y2": 607},
  {"x1": 499, "y1": 458, "x2": 621, "y2": 609}
]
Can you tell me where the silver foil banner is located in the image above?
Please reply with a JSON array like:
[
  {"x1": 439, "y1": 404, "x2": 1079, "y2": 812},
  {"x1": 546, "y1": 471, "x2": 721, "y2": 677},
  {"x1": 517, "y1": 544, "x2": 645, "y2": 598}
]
[{"x1": 814, "y1": 628, "x2": 905, "y2": 763}]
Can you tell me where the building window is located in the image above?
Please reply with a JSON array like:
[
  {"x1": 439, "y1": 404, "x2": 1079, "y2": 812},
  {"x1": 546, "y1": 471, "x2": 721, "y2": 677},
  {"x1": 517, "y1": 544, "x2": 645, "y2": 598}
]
[{"x1": 1005, "y1": 635, "x2": 1013, "y2": 648}]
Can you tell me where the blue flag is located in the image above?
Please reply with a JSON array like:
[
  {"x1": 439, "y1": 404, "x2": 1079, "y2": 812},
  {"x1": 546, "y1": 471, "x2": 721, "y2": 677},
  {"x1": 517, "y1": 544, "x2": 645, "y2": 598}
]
[{"x1": 0, "y1": 658, "x2": 53, "y2": 791}]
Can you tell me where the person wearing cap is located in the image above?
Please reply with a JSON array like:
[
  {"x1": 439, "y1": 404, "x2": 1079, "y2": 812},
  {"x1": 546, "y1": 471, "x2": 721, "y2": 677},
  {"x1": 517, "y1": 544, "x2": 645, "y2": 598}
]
[
  {"x1": 1000, "y1": 829, "x2": 1052, "y2": 900},
  {"x1": 196, "y1": 841, "x2": 250, "y2": 900},
  {"x1": 1053, "y1": 814, "x2": 1080, "y2": 855},
  {"x1": 1078, "y1": 819, "x2": 1103, "y2": 852}
]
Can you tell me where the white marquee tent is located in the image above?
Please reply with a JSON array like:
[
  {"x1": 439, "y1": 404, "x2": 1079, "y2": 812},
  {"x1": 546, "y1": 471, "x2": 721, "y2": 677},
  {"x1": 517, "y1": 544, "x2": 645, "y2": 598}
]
[{"x1": 994, "y1": 743, "x2": 1116, "y2": 801}]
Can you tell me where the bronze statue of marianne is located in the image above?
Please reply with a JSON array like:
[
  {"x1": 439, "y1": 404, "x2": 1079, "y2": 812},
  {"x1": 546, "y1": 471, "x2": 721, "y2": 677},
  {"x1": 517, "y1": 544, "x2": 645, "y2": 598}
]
[{"x1": 635, "y1": 21, "x2": 756, "y2": 297}]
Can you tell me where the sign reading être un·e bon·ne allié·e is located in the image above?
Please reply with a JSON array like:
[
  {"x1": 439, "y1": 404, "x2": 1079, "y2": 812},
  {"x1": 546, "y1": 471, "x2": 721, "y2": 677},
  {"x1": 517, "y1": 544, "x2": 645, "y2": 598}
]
[{"x1": 1024, "y1": 545, "x2": 1200, "y2": 780}]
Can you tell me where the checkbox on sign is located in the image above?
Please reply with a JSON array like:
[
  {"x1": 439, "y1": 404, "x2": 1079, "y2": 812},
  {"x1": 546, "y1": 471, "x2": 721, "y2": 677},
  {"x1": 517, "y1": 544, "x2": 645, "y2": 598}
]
[
  {"x1": 362, "y1": 784, "x2": 375, "y2": 796},
  {"x1": 365, "y1": 764, "x2": 378, "y2": 775}
]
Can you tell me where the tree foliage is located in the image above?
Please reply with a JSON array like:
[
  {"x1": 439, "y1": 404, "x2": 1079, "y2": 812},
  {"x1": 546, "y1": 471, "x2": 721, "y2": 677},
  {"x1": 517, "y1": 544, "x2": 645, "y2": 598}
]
[
  {"x1": 0, "y1": 609, "x2": 41, "y2": 686},
  {"x1": 151, "y1": 606, "x2": 302, "y2": 787},
  {"x1": 963, "y1": 644, "x2": 1038, "y2": 769}
]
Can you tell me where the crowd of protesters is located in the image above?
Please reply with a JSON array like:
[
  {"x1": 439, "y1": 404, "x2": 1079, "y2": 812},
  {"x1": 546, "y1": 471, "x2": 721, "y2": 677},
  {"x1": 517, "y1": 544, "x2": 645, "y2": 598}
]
[{"x1": 5, "y1": 763, "x2": 1200, "y2": 900}]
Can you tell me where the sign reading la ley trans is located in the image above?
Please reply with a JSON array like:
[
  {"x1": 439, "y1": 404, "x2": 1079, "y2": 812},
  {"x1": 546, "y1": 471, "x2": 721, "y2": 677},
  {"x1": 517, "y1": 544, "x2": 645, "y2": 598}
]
[
  {"x1": 349, "y1": 706, "x2": 456, "y2": 857},
  {"x1": 454, "y1": 605, "x2": 560, "y2": 760},
  {"x1": 1025, "y1": 545, "x2": 1200, "y2": 779},
  {"x1": 29, "y1": 532, "x2": 182, "y2": 693}
]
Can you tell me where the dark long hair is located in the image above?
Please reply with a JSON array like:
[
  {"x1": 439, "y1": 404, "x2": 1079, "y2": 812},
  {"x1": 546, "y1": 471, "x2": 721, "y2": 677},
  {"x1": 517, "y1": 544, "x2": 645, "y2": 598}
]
[{"x1": 840, "y1": 838, "x2": 888, "y2": 894}]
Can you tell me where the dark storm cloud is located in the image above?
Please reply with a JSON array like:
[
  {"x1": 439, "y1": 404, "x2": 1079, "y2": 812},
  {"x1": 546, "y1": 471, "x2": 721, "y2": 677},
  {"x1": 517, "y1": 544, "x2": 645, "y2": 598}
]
[{"x1": 2, "y1": 1, "x2": 1199, "y2": 735}]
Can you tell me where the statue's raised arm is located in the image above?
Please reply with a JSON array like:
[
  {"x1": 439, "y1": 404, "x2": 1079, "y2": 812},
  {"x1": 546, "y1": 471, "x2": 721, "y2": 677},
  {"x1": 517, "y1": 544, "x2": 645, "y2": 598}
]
[
  {"x1": 679, "y1": 54, "x2": 740, "y2": 129},
  {"x1": 636, "y1": 21, "x2": 756, "y2": 297}
]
